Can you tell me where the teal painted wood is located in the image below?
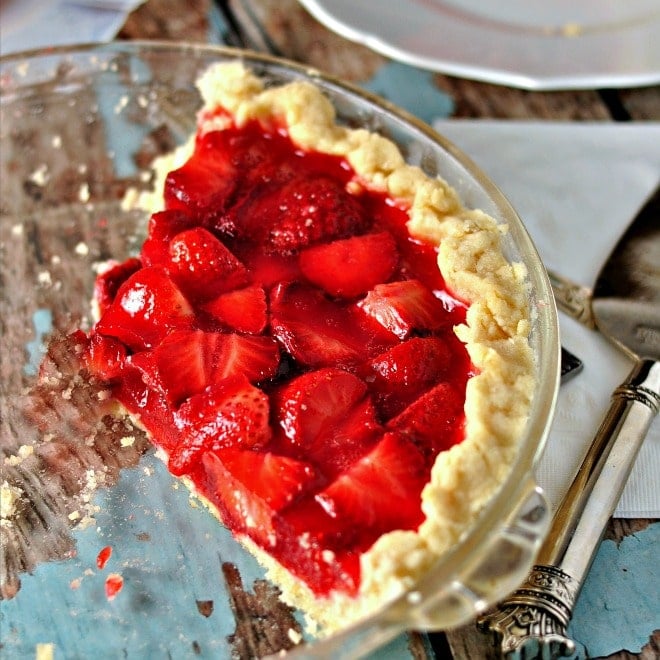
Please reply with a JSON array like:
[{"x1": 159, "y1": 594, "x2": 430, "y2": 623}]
[
  {"x1": 0, "y1": 452, "x2": 423, "y2": 659},
  {"x1": 568, "y1": 521, "x2": 660, "y2": 658},
  {"x1": 361, "y1": 61, "x2": 455, "y2": 124}
]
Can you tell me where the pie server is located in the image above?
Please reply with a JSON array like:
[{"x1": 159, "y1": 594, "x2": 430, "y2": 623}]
[{"x1": 479, "y1": 183, "x2": 660, "y2": 658}]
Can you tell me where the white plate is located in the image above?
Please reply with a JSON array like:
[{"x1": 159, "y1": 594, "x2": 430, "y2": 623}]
[{"x1": 297, "y1": 0, "x2": 660, "y2": 90}]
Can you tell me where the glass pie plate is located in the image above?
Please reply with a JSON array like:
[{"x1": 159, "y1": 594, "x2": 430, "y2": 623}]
[{"x1": 0, "y1": 42, "x2": 560, "y2": 658}]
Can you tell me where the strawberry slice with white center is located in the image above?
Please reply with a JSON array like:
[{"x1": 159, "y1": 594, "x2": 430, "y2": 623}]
[
  {"x1": 203, "y1": 449, "x2": 320, "y2": 545},
  {"x1": 169, "y1": 375, "x2": 271, "y2": 476},
  {"x1": 299, "y1": 231, "x2": 398, "y2": 298},
  {"x1": 168, "y1": 227, "x2": 249, "y2": 302},
  {"x1": 357, "y1": 279, "x2": 450, "y2": 340},
  {"x1": 277, "y1": 368, "x2": 367, "y2": 444},
  {"x1": 94, "y1": 266, "x2": 194, "y2": 352},
  {"x1": 93, "y1": 257, "x2": 142, "y2": 316},
  {"x1": 358, "y1": 336, "x2": 453, "y2": 419},
  {"x1": 274, "y1": 368, "x2": 381, "y2": 476},
  {"x1": 387, "y1": 381, "x2": 465, "y2": 462},
  {"x1": 201, "y1": 284, "x2": 267, "y2": 334},
  {"x1": 140, "y1": 209, "x2": 197, "y2": 267},
  {"x1": 314, "y1": 431, "x2": 428, "y2": 533},
  {"x1": 129, "y1": 329, "x2": 280, "y2": 406},
  {"x1": 270, "y1": 282, "x2": 394, "y2": 369}
]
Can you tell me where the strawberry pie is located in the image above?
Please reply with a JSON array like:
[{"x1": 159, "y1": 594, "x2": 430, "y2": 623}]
[{"x1": 84, "y1": 62, "x2": 535, "y2": 634}]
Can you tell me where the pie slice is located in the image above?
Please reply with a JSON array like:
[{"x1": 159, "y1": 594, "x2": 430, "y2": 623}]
[{"x1": 81, "y1": 62, "x2": 535, "y2": 635}]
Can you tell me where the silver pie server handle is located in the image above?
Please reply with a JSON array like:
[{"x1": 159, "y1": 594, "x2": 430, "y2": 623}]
[
  {"x1": 547, "y1": 269, "x2": 595, "y2": 329},
  {"x1": 478, "y1": 358, "x2": 660, "y2": 658}
]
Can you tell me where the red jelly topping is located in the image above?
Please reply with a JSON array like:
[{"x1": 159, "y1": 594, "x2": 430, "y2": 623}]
[
  {"x1": 105, "y1": 573, "x2": 124, "y2": 601},
  {"x1": 96, "y1": 545, "x2": 113, "y2": 570},
  {"x1": 84, "y1": 118, "x2": 473, "y2": 597}
]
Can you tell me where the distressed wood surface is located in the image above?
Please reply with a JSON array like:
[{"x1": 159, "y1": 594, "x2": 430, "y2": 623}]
[
  {"x1": 3, "y1": 1, "x2": 656, "y2": 658},
  {"x1": 117, "y1": 1, "x2": 659, "y2": 658},
  {"x1": 0, "y1": 69, "x2": 151, "y2": 599}
]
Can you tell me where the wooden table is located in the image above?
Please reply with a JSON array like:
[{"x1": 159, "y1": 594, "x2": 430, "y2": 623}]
[
  {"x1": 118, "y1": 1, "x2": 656, "y2": 657},
  {"x1": 1, "y1": 2, "x2": 657, "y2": 659}
]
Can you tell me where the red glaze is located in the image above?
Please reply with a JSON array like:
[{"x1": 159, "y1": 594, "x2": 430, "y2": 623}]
[
  {"x1": 96, "y1": 545, "x2": 112, "y2": 570},
  {"x1": 104, "y1": 573, "x2": 124, "y2": 601},
  {"x1": 85, "y1": 117, "x2": 472, "y2": 597}
]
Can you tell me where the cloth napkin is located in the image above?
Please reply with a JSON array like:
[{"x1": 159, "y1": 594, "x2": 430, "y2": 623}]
[
  {"x1": 434, "y1": 120, "x2": 660, "y2": 518},
  {"x1": 0, "y1": 0, "x2": 144, "y2": 55}
]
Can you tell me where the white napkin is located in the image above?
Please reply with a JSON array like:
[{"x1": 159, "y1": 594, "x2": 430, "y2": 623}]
[
  {"x1": 434, "y1": 120, "x2": 660, "y2": 518},
  {"x1": 0, "y1": 0, "x2": 144, "y2": 55}
]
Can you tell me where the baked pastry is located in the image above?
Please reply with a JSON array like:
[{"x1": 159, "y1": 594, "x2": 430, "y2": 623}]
[{"x1": 84, "y1": 62, "x2": 534, "y2": 634}]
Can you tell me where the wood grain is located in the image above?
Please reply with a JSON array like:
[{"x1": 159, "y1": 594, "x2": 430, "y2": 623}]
[
  {"x1": 0, "y1": 72, "x2": 153, "y2": 601},
  {"x1": 118, "y1": 0, "x2": 211, "y2": 42},
  {"x1": 222, "y1": 561, "x2": 303, "y2": 658},
  {"x1": 5, "y1": 2, "x2": 654, "y2": 657}
]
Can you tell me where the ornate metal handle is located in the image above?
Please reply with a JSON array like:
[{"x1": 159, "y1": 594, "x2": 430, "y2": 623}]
[
  {"x1": 479, "y1": 358, "x2": 660, "y2": 658},
  {"x1": 478, "y1": 564, "x2": 580, "y2": 657}
]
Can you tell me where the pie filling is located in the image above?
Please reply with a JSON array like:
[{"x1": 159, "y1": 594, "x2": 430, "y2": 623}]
[{"x1": 82, "y1": 109, "x2": 474, "y2": 597}]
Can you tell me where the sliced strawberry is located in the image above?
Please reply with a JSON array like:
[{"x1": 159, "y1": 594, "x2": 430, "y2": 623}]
[
  {"x1": 164, "y1": 130, "x2": 237, "y2": 221},
  {"x1": 387, "y1": 381, "x2": 465, "y2": 462},
  {"x1": 84, "y1": 332, "x2": 127, "y2": 381},
  {"x1": 314, "y1": 431, "x2": 428, "y2": 533},
  {"x1": 140, "y1": 209, "x2": 197, "y2": 266},
  {"x1": 168, "y1": 227, "x2": 249, "y2": 302},
  {"x1": 202, "y1": 449, "x2": 320, "y2": 545},
  {"x1": 276, "y1": 368, "x2": 367, "y2": 443},
  {"x1": 274, "y1": 496, "x2": 364, "y2": 596},
  {"x1": 94, "y1": 267, "x2": 194, "y2": 352},
  {"x1": 358, "y1": 336, "x2": 453, "y2": 419},
  {"x1": 270, "y1": 282, "x2": 394, "y2": 369},
  {"x1": 313, "y1": 396, "x2": 382, "y2": 476},
  {"x1": 357, "y1": 279, "x2": 450, "y2": 340},
  {"x1": 274, "y1": 368, "x2": 381, "y2": 476},
  {"x1": 205, "y1": 463, "x2": 362, "y2": 594},
  {"x1": 129, "y1": 330, "x2": 280, "y2": 406},
  {"x1": 236, "y1": 249, "x2": 301, "y2": 290},
  {"x1": 299, "y1": 231, "x2": 398, "y2": 298},
  {"x1": 201, "y1": 284, "x2": 267, "y2": 334},
  {"x1": 112, "y1": 367, "x2": 180, "y2": 452},
  {"x1": 93, "y1": 257, "x2": 142, "y2": 316},
  {"x1": 224, "y1": 125, "x2": 298, "y2": 192},
  {"x1": 170, "y1": 376, "x2": 271, "y2": 476},
  {"x1": 231, "y1": 175, "x2": 369, "y2": 255}
]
